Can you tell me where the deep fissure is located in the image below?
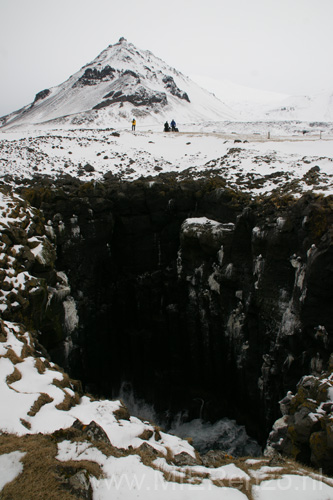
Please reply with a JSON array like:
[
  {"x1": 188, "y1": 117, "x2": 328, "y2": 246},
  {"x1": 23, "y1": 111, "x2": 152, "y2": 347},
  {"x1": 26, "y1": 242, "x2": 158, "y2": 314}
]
[{"x1": 22, "y1": 175, "x2": 333, "y2": 458}]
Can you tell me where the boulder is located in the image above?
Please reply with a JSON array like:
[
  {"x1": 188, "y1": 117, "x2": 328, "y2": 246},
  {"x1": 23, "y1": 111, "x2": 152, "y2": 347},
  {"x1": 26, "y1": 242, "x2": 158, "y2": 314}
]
[
  {"x1": 173, "y1": 452, "x2": 200, "y2": 466},
  {"x1": 72, "y1": 420, "x2": 111, "y2": 445}
]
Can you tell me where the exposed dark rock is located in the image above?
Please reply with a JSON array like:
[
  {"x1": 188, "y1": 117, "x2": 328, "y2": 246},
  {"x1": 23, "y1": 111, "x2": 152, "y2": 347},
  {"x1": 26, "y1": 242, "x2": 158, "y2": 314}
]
[
  {"x1": 138, "y1": 442, "x2": 158, "y2": 460},
  {"x1": 303, "y1": 165, "x2": 321, "y2": 185},
  {"x1": 83, "y1": 163, "x2": 95, "y2": 173},
  {"x1": 103, "y1": 171, "x2": 121, "y2": 181},
  {"x1": 94, "y1": 86, "x2": 167, "y2": 109},
  {"x1": 33, "y1": 89, "x2": 51, "y2": 104},
  {"x1": 72, "y1": 419, "x2": 111, "y2": 445},
  {"x1": 173, "y1": 451, "x2": 200, "y2": 466},
  {"x1": 122, "y1": 69, "x2": 140, "y2": 80},
  {"x1": 266, "y1": 365, "x2": 333, "y2": 473},
  {"x1": 104, "y1": 90, "x2": 123, "y2": 100},
  {"x1": 58, "y1": 466, "x2": 93, "y2": 500},
  {"x1": 162, "y1": 75, "x2": 190, "y2": 102},
  {"x1": 73, "y1": 65, "x2": 116, "y2": 88},
  {"x1": 268, "y1": 454, "x2": 287, "y2": 467},
  {"x1": 201, "y1": 450, "x2": 234, "y2": 467}
]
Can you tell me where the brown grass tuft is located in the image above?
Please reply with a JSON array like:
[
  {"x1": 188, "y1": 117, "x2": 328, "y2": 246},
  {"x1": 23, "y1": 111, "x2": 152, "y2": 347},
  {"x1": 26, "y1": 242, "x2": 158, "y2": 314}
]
[
  {"x1": 114, "y1": 404, "x2": 131, "y2": 421},
  {"x1": 154, "y1": 463, "x2": 210, "y2": 488},
  {"x1": 165, "y1": 446, "x2": 174, "y2": 463},
  {"x1": 215, "y1": 477, "x2": 255, "y2": 500},
  {"x1": 0, "y1": 319, "x2": 7, "y2": 341},
  {"x1": 161, "y1": 471, "x2": 187, "y2": 484},
  {"x1": 138, "y1": 429, "x2": 154, "y2": 441},
  {"x1": 28, "y1": 393, "x2": 53, "y2": 417},
  {"x1": 4, "y1": 348, "x2": 23, "y2": 364},
  {"x1": 55, "y1": 391, "x2": 80, "y2": 412},
  {"x1": 21, "y1": 343, "x2": 35, "y2": 359},
  {"x1": 57, "y1": 459, "x2": 103, "y2": 482},
  {"x1": 34, "y1": 357, "x2": 46, "y2": 374},
  {"x1": 51, "y1": 372, "x2": 82, "y2": 395},
  {"x1": 93, "y1": 440, "x2": 129, "y2": 459},
  {"x1": 135, "y1": 442, "x2": 161, "y2": 467},
  {"x1": 20, "y1": 418, "x2": 32, "y2": 430},
  {"x1": 6, "y1": 367, "x2": 22, "y2": 385},
  {"x1": 194, "y1": 449, "x2": 202, "y2": 464},
  {"x1": 154, "y1": 426, "x2": 162, "y2": 441},
  {"x1": 53, "y1": 372, "x2": 71, "y2": 388},
  {"x1": 0, "y1": 433, "x2": 103, "y2": 500}
]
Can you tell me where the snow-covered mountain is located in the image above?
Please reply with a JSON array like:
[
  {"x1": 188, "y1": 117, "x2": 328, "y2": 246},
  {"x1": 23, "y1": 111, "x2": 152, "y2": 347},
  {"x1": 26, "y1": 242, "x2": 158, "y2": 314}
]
[
  {"x1": 260, "y1": 89, "x2": 333, "y2": 122},
  {"x1": 190, "y1": 74, "x2": 290, "y2": 120},
  {"x1": 191, "y1": 75, "x2": 333, "y2": 122},
  {"x1": 0, "y1": 38, "x2": 235, "y2": 130},
  {"x1": 227, "y1": 89, "x2": 333, "y2": 122}
]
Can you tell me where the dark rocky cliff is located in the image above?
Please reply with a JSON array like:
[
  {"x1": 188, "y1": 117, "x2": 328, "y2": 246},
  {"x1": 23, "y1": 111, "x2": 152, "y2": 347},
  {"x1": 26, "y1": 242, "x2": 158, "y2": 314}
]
[{"x1": 21, "y1": 176, "x2": 333, "y2": 450}]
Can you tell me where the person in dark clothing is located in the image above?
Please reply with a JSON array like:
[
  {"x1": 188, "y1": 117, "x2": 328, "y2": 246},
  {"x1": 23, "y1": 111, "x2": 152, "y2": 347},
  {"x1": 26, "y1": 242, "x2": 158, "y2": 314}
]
[
  {"x1": 164, "y1": 121, "x2": 170, "y2": 132},
  {"x1": 170, "y1": 119, "x2": 176, "y2": 131}
]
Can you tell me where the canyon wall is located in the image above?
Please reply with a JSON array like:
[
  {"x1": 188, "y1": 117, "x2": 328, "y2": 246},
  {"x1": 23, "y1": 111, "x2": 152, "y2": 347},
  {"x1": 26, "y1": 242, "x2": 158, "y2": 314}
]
[{"x1": 22, "y1": 177, "x2": 333, "y2": 447}]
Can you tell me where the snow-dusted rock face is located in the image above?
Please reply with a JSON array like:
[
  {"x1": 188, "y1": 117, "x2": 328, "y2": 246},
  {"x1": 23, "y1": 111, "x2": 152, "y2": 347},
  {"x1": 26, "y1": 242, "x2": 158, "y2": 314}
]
[
  {"x1": 266, "y1": 370, "x2": 333, "y2": 474},
  {"x1": 0, "y1": 187, "x2": 79, "y2": 370},
  {"x1": 0, "y1": 38, "x2": 234, "y2": 130}
]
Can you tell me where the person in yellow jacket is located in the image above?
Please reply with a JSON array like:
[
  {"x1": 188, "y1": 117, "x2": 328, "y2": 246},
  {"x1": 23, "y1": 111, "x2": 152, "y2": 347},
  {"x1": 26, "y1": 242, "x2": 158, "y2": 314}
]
[{"x1": 132, "y1": 118, "x2": 136, "y2": 131}]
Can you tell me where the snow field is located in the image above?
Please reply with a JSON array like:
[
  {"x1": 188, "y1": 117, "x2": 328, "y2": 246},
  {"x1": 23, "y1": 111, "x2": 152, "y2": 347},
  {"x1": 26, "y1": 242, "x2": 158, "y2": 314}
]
[
  {"x1": 1, "y1": 127, "x2": 333, "y2": 197},
  {"x1": 0, "y1": 451, "x2": 26, "y2": 490}
]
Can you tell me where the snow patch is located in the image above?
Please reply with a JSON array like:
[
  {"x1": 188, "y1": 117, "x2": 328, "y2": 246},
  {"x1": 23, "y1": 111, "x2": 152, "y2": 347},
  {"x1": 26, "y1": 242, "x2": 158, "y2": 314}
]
[{"x1": 0, "y1": 451, "x2": 25, "y2": 491}]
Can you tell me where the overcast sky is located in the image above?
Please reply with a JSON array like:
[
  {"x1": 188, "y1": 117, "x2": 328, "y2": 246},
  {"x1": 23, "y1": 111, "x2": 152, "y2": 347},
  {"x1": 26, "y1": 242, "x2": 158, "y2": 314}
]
[{"x1": 1, "y1": 0, "x2": 333, "y2": 116}]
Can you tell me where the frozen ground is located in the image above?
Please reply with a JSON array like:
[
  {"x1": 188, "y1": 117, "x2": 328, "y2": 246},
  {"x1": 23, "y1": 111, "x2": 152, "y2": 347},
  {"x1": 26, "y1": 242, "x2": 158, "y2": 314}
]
[{"x1": 0, "y1": 123, "x2": 333, "y2": 197}]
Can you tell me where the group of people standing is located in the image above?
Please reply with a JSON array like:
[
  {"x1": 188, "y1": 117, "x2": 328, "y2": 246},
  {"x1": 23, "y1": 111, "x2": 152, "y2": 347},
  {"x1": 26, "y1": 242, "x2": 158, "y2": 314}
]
[
  {"x1": 164, "y1": 119, "x2": 177, "y2": 132},
  {"x1": 131, "y1": 118, "x2": 178, "y2": 132}
]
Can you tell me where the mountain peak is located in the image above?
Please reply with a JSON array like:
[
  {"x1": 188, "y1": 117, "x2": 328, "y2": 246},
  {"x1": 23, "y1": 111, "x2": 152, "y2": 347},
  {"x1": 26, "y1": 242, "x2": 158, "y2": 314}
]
[{"x1": 0, "y1": 39, "x2": 235, "y2": 130}]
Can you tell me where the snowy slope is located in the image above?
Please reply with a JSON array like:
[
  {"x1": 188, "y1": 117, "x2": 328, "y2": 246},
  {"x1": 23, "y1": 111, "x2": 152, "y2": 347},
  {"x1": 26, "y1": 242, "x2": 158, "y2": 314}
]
[
  {"x1": 191, "y1": 75, "x2": 290, "y2": 121},
  {"x1": 225, "y1": 89, "x2": 333, "y2": 122},
  {"x1": 0, "y1": 38, "x2": 235, "y2": 130},
  {"x1": 190, "y1": 75, "x2": 333, "y2": 122},
  {"x1": 261, "y1": 89, "x2": 333, "y2": 122}
]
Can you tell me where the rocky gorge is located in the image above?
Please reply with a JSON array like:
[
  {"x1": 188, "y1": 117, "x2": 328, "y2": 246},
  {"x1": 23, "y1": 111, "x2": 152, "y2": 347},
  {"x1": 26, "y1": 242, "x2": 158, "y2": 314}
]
[{"x1": 2, "y1": 172, "x2": 330, "y2": 471}]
